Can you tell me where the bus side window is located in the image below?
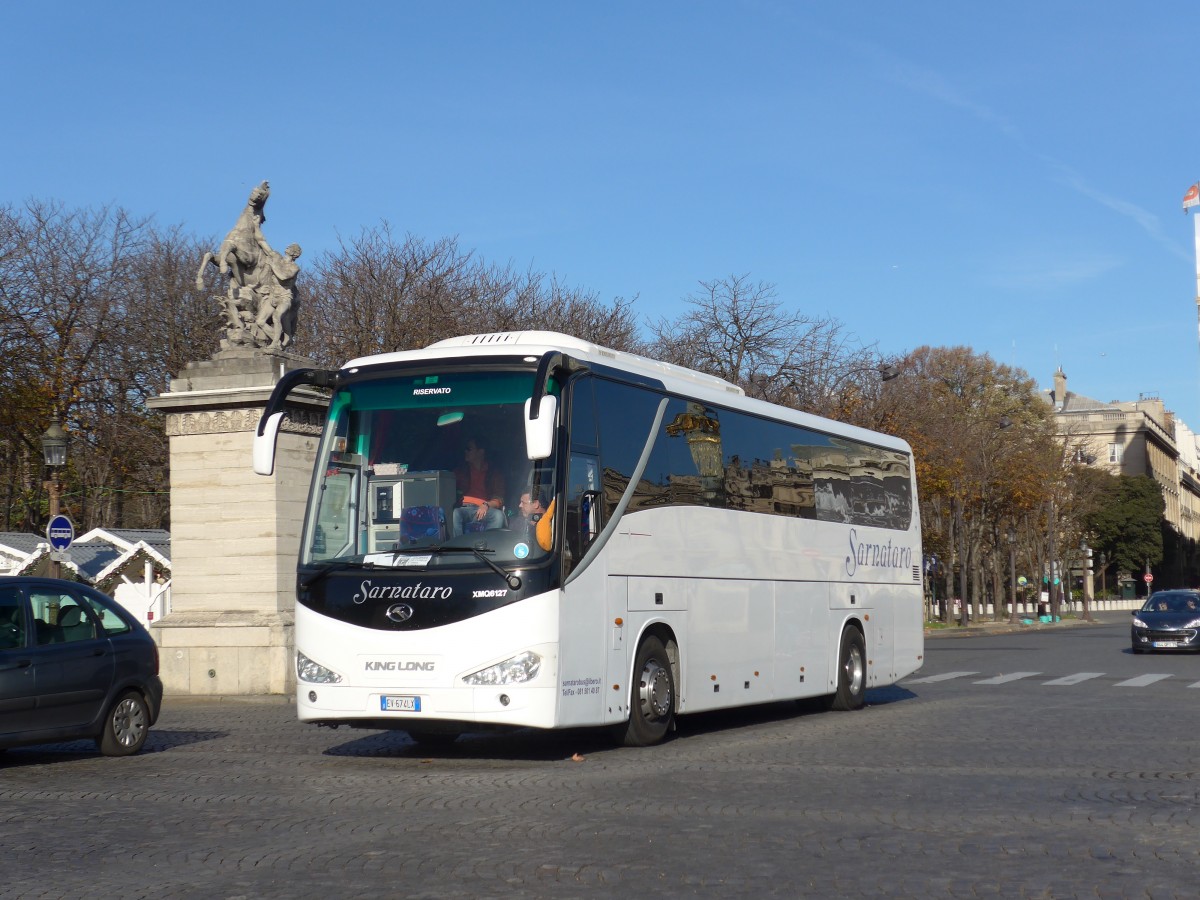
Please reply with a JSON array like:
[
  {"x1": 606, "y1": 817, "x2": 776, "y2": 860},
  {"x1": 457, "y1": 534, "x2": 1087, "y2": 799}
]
[
  {"x1": 565, "y1": 453, "x2": 601, "y2": 568},
  {"x1": 568, "y1": 376, "x2": 598, "y2": 453}
]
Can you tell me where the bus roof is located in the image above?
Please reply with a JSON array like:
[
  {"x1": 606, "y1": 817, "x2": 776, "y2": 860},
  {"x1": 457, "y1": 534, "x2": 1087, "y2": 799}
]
[
  {"x1": 346, "y1": 331, "x2": 745, "y2": 397},
  {"x1": 342, "y1": 330, "x2": 911, "y2": 455}
]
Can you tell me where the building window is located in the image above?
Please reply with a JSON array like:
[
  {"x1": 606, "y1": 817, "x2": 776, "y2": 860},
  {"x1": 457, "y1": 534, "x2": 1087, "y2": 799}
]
[{"x1": 1108, "y1": 443, "x2": 1124, "y2": 464}]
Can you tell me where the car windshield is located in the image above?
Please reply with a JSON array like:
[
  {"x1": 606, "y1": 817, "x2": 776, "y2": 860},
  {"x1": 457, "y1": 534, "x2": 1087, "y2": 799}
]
[
  {"x1": 301, "y1": 367, "x2": 558, "y2": 569},
  {"x1": 1143, "y1": 593, "x2": 1200, "y2": 613}
]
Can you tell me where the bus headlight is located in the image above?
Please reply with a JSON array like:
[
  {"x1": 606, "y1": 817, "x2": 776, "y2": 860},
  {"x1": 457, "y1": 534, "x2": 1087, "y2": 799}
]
[
  {"x1": 297, "y1": 651, "x2": 343, "y2": 684},
  {"x1": 462, "y1": 651, "x2": 541, "y2": 686}
]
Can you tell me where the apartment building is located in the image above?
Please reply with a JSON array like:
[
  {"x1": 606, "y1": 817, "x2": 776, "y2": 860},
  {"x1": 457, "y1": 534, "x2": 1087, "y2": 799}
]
[{"x1": 1046, "y1": 368, "x2": 1200, "y2": 584}]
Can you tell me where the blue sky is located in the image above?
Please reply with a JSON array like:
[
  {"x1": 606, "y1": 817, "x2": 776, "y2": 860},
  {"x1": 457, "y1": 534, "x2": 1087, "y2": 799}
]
[{"x1": 5, "y1": 3, "x2": 1200, "y2": 425}]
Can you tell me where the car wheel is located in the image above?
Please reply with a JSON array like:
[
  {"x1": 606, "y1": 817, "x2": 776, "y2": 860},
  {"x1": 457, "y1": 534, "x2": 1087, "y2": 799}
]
[{"x1": 98, "y1": 691, "x2": 151, "y2": 756}]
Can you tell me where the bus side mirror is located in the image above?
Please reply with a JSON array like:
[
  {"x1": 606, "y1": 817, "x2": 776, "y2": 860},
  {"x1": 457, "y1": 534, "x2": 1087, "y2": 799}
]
[
  {"x1": 253, "y1": 411, "x2": 284, "y2": 476},
  {"x1": 524, "y1": 395, "x2": 557, "y2": 460}
]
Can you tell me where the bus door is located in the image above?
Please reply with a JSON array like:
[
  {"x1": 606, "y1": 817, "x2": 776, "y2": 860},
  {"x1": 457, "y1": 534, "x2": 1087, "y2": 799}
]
[
  {"x1": 603, "y1": 574, "x2": 629, "y2": 723},
  {"x1": 564, "y1": 453, "x2": 601, "y2": 574}
]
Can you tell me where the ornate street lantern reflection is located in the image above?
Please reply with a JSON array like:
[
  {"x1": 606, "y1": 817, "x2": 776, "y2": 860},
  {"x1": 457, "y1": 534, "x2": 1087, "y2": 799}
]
[{"x1": 666, "y1": 404, "x2": 724, "y2": 479}]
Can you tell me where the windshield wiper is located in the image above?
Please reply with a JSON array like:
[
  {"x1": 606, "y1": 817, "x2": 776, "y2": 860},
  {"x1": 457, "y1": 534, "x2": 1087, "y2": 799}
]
[
  {"x1": 428, "y1": 545, "x2": 522, "y2": 591},
  {"x1": 303, "y1": 546, "x2": 523, "y2": 593},
  {"x1": 300, "y1": 558, "x2": 383, "y2": 590}
]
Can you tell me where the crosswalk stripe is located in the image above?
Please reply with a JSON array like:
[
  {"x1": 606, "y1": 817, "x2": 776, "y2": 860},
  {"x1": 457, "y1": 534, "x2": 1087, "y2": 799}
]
[
  {"x1": 973, "y1": 672, "x2": 1041, "y2": 684},
  {"x1": 1041, "y1": 673, "x2": 1105, "y2": 686},
  {"x1": 906, "y1": 670, "x2": 1194, "y2": 688},
  {"x1": 1114, "y1": 674, "x2": 1172, "y2": 687},
  {"x1": 905, "y1": 671, "x2": 979, "y2": 684}
]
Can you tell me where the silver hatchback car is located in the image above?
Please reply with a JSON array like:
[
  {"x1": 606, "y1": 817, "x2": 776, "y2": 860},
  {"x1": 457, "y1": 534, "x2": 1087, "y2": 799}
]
[{"x1": 0, "y1": 577, "x2": 164, "y2": 755}]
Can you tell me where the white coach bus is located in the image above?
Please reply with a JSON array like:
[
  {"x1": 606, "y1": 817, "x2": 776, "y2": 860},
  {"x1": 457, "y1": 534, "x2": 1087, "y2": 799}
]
[{"x1": 254, "y1": 331, "x2": 924, "y2": 746}]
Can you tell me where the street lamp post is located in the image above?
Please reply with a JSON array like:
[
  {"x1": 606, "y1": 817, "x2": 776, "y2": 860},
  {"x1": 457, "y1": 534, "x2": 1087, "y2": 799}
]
[
  {"x1": 1047, "y1": 499, "x2": 1059, "y2": 623},
  {"x1": 1080, "y1": 538, "x2": 1094, "y2": 622},
  {"x1": 1099, "y1": 552, "x2": 1107, "y2": 598},
  {"x1": 41, "y1": 421, "x2": 68, "y2": 579},
  {"x1": 1007, "y1": 525, "x2": 1018, "y2": 624},
  {"x1": 952, "y1": 497, "x2": 969, "y2": 627}
]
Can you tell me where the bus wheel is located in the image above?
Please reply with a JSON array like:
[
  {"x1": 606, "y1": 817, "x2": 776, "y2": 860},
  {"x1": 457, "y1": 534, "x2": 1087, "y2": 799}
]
[
  {"x1": 622, "y1": 635, "x2": 675, "y2": 746},
  {"x1": 830, "y1": 627, "x2": 866, "y2": 711}
]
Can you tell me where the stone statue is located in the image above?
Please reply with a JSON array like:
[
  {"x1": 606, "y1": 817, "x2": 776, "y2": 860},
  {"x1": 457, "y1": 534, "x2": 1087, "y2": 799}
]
[
  {"x1": 196, "y1": 181, "x2": 302, "y2": 352},
  {"x1": 253, "y1": 239, "x2": 302, "y2": 351}
]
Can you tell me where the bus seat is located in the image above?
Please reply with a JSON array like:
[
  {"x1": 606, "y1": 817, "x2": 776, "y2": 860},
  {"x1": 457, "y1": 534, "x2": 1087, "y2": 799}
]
[{"x1": 400, "y1": 505, "x2": 447, "y2": 544}]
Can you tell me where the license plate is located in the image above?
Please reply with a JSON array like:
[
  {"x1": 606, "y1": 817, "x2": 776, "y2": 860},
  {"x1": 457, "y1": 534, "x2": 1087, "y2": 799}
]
[
  {"x1": 1153, "y1": 641, "x2": 1180, "y2": 648},
  {"x1": 381, "y1": 695, "x2": 421, "y2": 712}
]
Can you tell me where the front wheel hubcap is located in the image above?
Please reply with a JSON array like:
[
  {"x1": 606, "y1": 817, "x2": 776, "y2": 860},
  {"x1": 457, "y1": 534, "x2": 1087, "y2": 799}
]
[
  {"x1": 845, "y1": 644, "x2": 864, "y2": 695},
  {"x1": 638, "y1": 659, "x2": 672, "y2": 720},
  {"x1": 112, "y1": 699, "x2": 147, "y2": 747}
]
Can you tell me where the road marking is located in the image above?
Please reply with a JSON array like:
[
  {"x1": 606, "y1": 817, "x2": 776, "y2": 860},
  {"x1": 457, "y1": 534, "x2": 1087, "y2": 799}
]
[
  {"x1": 908, "y1": 671, "x2": 1188, "y2": 688},
  {"x1": 1042, "y1": 673, "x2": 1105, "y2": 686},
  {"x1": 973, "y1": 672, "x2": 1041, "y2": 684},
  {"x1": 1114, "y1": 674, "x2": 1172, "y2": 687},
  {"x1": 1189, "y1": 681, "x2": 1200, "y2": 689},
  {"x1": 905, "y1": 671, "x2": 979, "y2": 683}
]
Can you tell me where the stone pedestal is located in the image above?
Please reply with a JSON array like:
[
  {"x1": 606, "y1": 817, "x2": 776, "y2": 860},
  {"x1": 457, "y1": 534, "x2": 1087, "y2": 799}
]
[{"x1": 147, "y1": 349, "x2": 328, "y2": 695}]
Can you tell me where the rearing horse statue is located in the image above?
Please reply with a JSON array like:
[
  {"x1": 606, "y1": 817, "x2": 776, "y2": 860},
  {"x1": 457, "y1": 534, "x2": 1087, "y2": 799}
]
[
  {"x1": 196, "y1": 181, "x2": 271, "y2": 291},
  {"x1": 196, "y1": 182, "x2": 273, "y2": 344}
]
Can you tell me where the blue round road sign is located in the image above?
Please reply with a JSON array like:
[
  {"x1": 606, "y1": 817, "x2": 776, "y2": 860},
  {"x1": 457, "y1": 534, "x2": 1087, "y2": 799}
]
[{"x1": 47, "y1": 514, "x2": 74, "y2": 551}]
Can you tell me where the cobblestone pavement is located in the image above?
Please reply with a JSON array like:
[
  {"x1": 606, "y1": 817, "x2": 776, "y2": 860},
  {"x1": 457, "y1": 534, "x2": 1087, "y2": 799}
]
[{"x1": 2, "y1": 643, "x2": 1196, "y2": 898}]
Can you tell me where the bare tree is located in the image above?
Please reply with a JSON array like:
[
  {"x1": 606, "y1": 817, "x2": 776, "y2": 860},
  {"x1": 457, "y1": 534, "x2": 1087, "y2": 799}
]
[
  {"x1": 503, "y1": 273, "x2": 642, "y2": 351},
  {"x1": 648, "y1": 273, "x2": 879, "y2": 418},
  {"x1": 0, "y1": 200, "x2": 150, "y2": 529},
  {"x1": 296, "y1": 225, "x2": 468, "y2": 365},
  {"x1": 301, "y1": 225, "x2": 643, "y2": 366},
  {"x1": 0, "y1": 201, "x2": 221, "y2": 531}
]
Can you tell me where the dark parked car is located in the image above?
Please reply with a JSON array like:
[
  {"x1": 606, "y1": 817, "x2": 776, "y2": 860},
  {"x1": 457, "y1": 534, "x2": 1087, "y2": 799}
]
[
  {"x1": 0, "y1": 576, "x2": 163, "y2": 755},
  {"x1": 1130, "y1": 590, "x2": 1200, "y2": 653}
]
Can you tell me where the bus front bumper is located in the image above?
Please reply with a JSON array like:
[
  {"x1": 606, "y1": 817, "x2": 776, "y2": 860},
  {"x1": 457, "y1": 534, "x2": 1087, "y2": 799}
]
[{"x1": 297, "y1": 681, "x2": 561, "y2": 730}]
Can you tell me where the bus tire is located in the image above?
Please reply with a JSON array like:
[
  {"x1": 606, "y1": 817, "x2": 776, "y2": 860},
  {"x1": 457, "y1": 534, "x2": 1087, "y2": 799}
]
[
  {"x1": 829, "y1": 626, "x2": 866, "y2": 711},
  {"x1": 622, "y1": 635, "x2": 675, "y2": 746}
]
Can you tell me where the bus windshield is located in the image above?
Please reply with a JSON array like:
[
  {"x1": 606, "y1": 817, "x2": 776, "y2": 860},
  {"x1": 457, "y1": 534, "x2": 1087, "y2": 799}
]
[{"x1": 302, "y1": 368, "x2": 558, "y2": 569}]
